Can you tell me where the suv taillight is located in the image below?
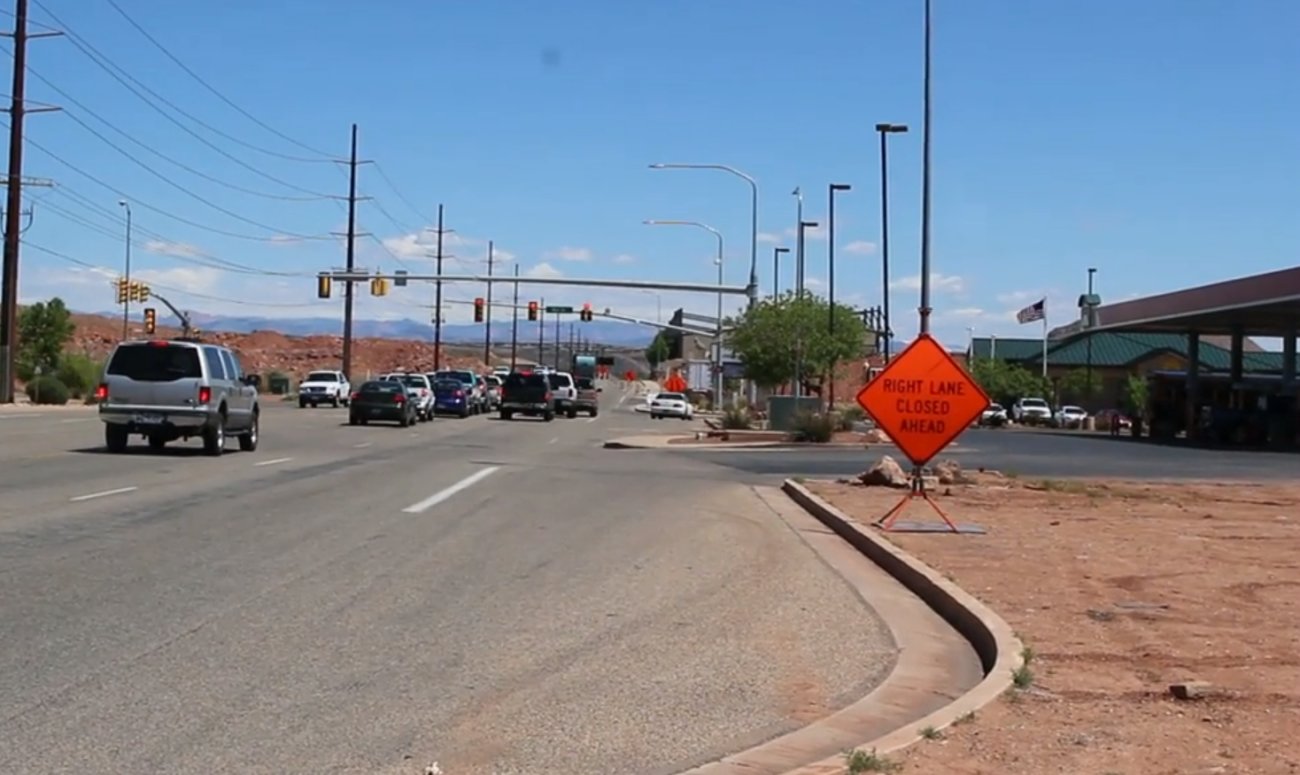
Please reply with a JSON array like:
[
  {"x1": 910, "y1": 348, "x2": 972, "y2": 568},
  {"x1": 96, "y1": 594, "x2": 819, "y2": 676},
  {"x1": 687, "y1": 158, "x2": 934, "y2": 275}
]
[
  {"x1": 350, "y1": 391, "x2": 360, "y2": 401},
  {"x1": 197, "y1": 386, "x2": 212, "y2": 404},
  {"x1": 544, "y1": 391, "x2": 553, "y2": 402},
  {"x1": 393, "y1": 393, "x2": 405, "y2": 403},
  {"x1": 94, "y1": 383, "x2": 108, "y2": 401}
]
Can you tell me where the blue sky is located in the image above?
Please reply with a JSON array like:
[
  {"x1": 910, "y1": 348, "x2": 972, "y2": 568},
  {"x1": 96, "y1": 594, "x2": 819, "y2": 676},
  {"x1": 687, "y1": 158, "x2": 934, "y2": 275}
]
[{"x1": 11, "y1": 0, "x2": 1300, "y2": 348}]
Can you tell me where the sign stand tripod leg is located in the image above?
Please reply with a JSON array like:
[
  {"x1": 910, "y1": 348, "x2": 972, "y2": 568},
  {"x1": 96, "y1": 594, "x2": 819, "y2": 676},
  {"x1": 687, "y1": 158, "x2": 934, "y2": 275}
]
[{"x1": 874, "y1": 465, "x2": 961, "y2": 533}]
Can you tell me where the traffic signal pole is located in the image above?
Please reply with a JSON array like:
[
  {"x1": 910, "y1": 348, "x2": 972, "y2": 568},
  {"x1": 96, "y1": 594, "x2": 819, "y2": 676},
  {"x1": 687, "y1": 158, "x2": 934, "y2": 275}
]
[
  {"x1": 510, "y1": 263, "x2": 519, "y2": 370},
  {"x1": 483, "y1": 240, "x2": 494, "y2": 366},
  {"x1": 341, "y1": 124, "x2": 359, "y2": 379},
  {"x1": 537, "y1": 296, "x2": 545, "y2": 367}
]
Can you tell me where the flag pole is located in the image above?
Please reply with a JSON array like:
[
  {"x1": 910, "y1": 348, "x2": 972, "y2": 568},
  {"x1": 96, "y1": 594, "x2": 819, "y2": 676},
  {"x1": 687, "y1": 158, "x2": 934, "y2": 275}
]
[{"x1": 1041, "y1": 307, "x2": 1049, "y2": 379}]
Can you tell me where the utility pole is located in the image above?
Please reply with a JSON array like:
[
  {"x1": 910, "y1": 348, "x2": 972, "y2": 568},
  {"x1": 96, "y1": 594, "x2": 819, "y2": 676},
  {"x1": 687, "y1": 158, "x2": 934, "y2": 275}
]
[
  {"x1": 568, "y1": 322, "x2": 575, "y2": 367},
  {"x1": 332, "y1": 123, "x2": 372, "y2": 380},
  {"x1": 483, "y1": 240, "x2": 494, "y2": 366},
  {"x1": 537, "y1": 295, "x2": 545, "y2": 366},
  {"x1": 0, "y1": 0, "x2": 61, "y2": 404},
  {"x1": 553, "y1": 309, "x2": 561, "y2": 370},
  {"x1": 510, "y1": 263, "x2": 519, "y2": 370},
  {"x1": 431, "y1": 204, "x2": 446, "y2": 370}
]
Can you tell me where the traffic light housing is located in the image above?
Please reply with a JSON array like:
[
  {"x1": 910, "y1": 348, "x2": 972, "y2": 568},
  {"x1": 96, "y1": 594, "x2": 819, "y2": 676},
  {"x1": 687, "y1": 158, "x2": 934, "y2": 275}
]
[
  {"x1": 137, "y1": 283, "x2": 151, "y2": 302},
  {"x1": 527, "y1": 300, "x2": 539, "y2": 321},
  {"x1": 473, "y1": 297, "x2": 485, "y2": 323},
  {"x1": 116, "y1": 278, "x2": 129, "y2": 304},
  {"x1": 317, "y1": 273, "x2": 332, "y2": 299},
  {"x1": 143, "y1": 307, "x2": 157, "y2": 335},
  {"x1": 581, "y1": 302, "x2": 593, "y2": 322},
  {"x1": 369, "y1": 277, "x2": 389, "y2": 297}
]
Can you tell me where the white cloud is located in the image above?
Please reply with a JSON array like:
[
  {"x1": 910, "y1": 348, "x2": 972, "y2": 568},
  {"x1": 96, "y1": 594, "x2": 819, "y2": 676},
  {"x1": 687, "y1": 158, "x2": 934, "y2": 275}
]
[
  {"x1": 889, "y1": 272, "x2": 965, "y2": 293},
  {"x1": 783, "y1": 223, "x2": 827, "y2": 241},
  {"x1": 943, "y1": 307, "x2": 985, "y2": 319},
  {"x1": 544, "y1": 246, "x2": 593, "y2": 262},
  {"x1": 144, "y1": 240, "x2": 205, "y2": 260},
  {"x1": 611, "y1": 253, "x2": 636, "y2": 265},
  {"x1": 133, "y1": 266, "x2": 225, "y2": 294},
  {"x1": 757, "y1": 232, "x2": 783, "y2": 245},
  {"x1": 804, "y1": 277, "x2": 825, "y2": 288},
  {"x1": 843, "y1": 240, "x2": 877, "y2": 256},
  {"x1": 526, "y1": 262, "x2": 563, "y2": 279},
  {"x1": 995, "y1": 290, "x2": 1038, "y2": 305},
  {"x1": 380, "y1": 229, "x2": 475, "y2": 261}
]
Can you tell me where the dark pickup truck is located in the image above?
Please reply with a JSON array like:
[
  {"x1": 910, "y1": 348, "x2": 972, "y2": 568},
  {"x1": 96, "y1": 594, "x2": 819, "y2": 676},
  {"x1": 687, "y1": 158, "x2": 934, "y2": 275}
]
[
  {"x1": 573, "y1": 377, "x2": 599, "y2": 418},
  {"x1": 499, "y1": 372, "x2": 554, "y2": 421}
]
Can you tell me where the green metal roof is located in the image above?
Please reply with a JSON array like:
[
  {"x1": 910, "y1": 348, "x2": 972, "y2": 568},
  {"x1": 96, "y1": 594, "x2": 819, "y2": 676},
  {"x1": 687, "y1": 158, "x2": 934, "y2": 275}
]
[{"x1": 975, "y1": 331, "x2": 1284, "y2": 374}]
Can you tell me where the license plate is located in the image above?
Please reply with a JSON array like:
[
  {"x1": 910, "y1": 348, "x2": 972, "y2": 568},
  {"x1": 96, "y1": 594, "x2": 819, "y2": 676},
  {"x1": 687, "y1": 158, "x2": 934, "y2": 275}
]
[
  {"x1": 133, "y1": 413, "x2": 164, "y2": 425},
  {"x1": 370, "y1": 408, "x2": 383, "y2": 415}
]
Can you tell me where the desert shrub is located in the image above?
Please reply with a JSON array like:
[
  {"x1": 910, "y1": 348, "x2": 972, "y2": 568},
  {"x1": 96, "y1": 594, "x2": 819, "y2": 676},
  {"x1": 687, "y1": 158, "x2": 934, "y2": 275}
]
[
  {"x1": 790, "y1": 411, "x2": 836, "y2": 443},
  {"x1": 57, "y1": 353, "x2": 103, "y2": 398},
  {"x1": 25, "y1": 375, "x2": 70, "y2": 405},
  {"x1": 721, "y1": 405, "x2": 753, "y2": 430}
]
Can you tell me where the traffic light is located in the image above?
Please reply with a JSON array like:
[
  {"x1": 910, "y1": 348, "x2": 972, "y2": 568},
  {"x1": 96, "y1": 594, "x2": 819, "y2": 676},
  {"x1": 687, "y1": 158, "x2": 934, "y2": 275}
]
[
  {"x1": 127, "y1": 281, "x2": 140, "y2": 302},
  {"x1": 137, "y1": 283, "x2": 151, "y2": 302},
  {"x1": 369, "y1": 277, "x2": 388, "y2": 297},
  {"x1": 580, "y1": 302, "x2": 593, "y2": 322},
  {"x1": 116, "y1": 278, "x2": 129, "y2": 304},
  {"x1": 473, "y1": 297, "x2": 485, "y2": 323},
  {"x1": 317, "y1": 273, "x2": 332, "y2": 299},
  {"x1": 527, "y1": 300, "x2": 539, "y2": 321},
  {"x1": 143, "y1": 307, "x2": 157, "y2": 335}
]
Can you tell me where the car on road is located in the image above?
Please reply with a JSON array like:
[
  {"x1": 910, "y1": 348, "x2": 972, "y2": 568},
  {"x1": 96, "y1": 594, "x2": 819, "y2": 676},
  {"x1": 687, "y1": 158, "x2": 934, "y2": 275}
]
[
  {"x1": 979, "y1": 402, "x2": 1009, "y2": 427},
  {"x1": 297, "y1": 370, "x2": 350, "y2": 408},
  {"x1": 430, "y1": 370, "x2": 486, "y2": 415},
  {"x1": 1053, "y1": 405, "x2": 1089, "y2": 429},
  {"x1": 548, "y1": 371, "x2": 578, "y2": 418},
  {"x1": 499, "y1": 371, "x2": 555, "y2": 421},
  {"x1": 483, "y1": 375, "x2": 503, "y2": 410},
  {"x1": 649, "y1": 392, "x2": 693, "y2": 420},
  {"x1": 1012, "y1": 397, "x2": 1052, "y2": 425},
  {"x1": 573, "y1": 376, "x2": 600, "y2": 418},
  {"x1": 348, "y1": 380, "x2": 418, "y2": 426},
  {"x1": 390, "y1": 373, "x2": 435, "y2": 421},
  {"x1": 432, "y1": 378, "x2": 473, "y2": 417},
  {"x1": 97, "y1": 338, "x2": 261, "y2": 455}
]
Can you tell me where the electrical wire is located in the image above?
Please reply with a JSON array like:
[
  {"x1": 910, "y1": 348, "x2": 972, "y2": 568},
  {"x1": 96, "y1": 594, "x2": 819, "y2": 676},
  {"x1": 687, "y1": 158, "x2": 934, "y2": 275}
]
[
  {"x1": 99, "y1": 0, "x2": 336, "y2": 163},
  {"x1": 21, "y1": 240, "x2": 329, "y2": 308},
  {"x1": 17, "y1": 59, "x2": 329, "y2": 202},
  {"x1": 27, "y1": 2, "x2": 337, "y2": 196},
  {"x1": 372, "y1": 161, "x2": 437, "y2": 226}
]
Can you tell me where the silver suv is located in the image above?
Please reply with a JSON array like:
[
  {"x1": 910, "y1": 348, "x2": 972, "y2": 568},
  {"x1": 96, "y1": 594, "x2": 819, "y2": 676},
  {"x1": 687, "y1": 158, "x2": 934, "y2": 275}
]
[{"x1": 96, "y1": 339, "x2": 260, "y2": 455}]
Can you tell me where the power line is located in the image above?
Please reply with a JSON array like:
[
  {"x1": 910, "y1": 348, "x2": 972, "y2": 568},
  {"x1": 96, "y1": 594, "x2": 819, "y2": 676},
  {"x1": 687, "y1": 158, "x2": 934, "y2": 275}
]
[
  {"x1": 372, "y1": 161, "x2": 436, "y2": 226},
  {"x1": 28, "y1": 1, "x2": 336, "y2": 195},
  {"x1": 99, "y1": 0, "x2": 335, "y2": 163}
]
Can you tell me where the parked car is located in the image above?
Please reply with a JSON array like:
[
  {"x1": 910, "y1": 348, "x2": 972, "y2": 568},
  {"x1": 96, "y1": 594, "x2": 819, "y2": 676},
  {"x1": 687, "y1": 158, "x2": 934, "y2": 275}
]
[
  {"x1": 1053, "y1": 405, "x2": 1089, "y2": 429},
  {"x1": 649, "y1": 392, "x2": 693, "y2": 420},
  {"x1": 1095, "y1": 408, "x2": 1133, "y2": 432},
  {"x1": 348, "y1": 380, "x2": 418, "y2": 426},
  {"x1": 97, "y1": 338, "x2": 260, "y2": 455},
  {"x1": 298, "y1": 370, "x2": 350, "y2": 408},
  {"x1": 979, "y1": 402, "x2": 1008, "y2": 427},
  {"x1": 432, "y1": 378, "x2": 473, "y2": 418},
  {"x1": 430, "y1": 370, "x2": 485, "y2": 414},
  {"x1": 498, "y1": 371, "x2": 555, "y2": 421},
  {"x1": 1012, "y1": 397, "x2": 1052, "y2": 425}
]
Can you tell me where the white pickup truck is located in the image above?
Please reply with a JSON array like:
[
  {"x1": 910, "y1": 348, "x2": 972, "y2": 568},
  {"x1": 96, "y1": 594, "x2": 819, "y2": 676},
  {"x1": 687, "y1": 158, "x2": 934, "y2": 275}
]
[{"x1": 298, "y1": 370, "x2": 350, "y2": 408}]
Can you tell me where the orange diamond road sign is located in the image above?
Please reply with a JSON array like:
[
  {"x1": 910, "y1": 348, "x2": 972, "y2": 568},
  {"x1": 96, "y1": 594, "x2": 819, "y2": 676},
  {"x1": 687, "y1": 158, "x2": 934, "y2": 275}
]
[{"x1": 856, "y1": 333, "x2": 990, "y2": 466}]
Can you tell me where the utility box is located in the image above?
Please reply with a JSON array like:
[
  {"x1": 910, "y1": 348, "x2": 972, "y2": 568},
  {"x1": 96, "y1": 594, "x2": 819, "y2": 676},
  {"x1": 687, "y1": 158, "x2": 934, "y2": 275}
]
[
  {"x1": 268, "y1": 373, "x2": 293, "y2": 395},
  {"x1": 767, "y1": 396, "x2": 824, "y2": 432}
]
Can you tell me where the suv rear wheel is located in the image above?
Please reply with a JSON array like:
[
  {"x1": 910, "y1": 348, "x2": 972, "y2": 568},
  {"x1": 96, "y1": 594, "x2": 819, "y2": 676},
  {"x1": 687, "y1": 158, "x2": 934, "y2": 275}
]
[{"x1": 203, "y1": 415, "x2": 226, "y2": 456}]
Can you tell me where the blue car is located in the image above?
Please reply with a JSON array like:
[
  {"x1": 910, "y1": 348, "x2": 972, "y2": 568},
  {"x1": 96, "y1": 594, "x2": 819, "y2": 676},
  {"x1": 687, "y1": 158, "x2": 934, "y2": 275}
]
[{"x1": 432, "y1": 379, "x2": 472, "y2": 418}]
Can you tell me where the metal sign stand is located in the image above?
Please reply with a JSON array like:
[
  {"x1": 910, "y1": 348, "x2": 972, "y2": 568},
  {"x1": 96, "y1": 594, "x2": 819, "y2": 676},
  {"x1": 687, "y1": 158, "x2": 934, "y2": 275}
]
[{"x1": 873, "y1": 462, "x2": 987, "y2": 535}]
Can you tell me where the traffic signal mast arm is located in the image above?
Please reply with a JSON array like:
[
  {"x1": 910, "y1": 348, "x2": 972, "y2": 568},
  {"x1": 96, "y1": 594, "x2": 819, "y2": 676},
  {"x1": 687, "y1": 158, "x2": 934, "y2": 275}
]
[{"x1": 323, "y1": 271, "x2": 750, "y2": 296}]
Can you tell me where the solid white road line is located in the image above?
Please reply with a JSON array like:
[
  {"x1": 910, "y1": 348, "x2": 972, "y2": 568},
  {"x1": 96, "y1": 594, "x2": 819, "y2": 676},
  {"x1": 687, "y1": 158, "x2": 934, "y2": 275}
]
[
  {"x1": 70, "y1": 486, "x2": 138, "y2": 502},
  {"x1": 0, "y1": 413, "x2": 41, "y2": 420},
  {"x1": 352, "y1": 442, "x2": 373, "y2": 449},
  {"x1": 253, "y1": 456, "x2": 293, "y2": 467},
  {"x1": 403, "y1": 466, "x2": 500, "y2": 514},
  {"x1": 548, "y1": 437, "x2": 559, "y2": 444},
  {"x1": 585, "y1": 415, "x2": 599, "y2": 423},
  {"x1": 59, "y1": 418, "x2": 90, "y2": 425}
]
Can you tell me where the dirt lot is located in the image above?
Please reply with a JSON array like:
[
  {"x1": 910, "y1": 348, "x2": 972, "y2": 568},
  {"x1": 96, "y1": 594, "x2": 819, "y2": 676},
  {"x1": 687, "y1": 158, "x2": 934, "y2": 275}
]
[
  {"x1": 807, "y1": 474, "x2": 1300, "y2": 775},
  {"x1": 666, "y1": 430, "x2": 871, "y2": 445}
]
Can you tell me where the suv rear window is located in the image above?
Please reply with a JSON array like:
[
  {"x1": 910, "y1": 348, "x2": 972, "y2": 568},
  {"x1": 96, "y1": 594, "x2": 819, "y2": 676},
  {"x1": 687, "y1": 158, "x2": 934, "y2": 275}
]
[
  {"x1": 575, "y1": 377, "x2": 594, "y2": 389},
  {"x1": 359, "y1": 381, "x2": 401, "y2": 393},
  {"x1": 548, "y1": 374, "x2": 573, "y2": 389},
  {"x1": 107, "y1": 343, "x2": 202, "y2": 382},
  {"x1": 505, "y1": 373, "x2": 547, "y2": 390}
]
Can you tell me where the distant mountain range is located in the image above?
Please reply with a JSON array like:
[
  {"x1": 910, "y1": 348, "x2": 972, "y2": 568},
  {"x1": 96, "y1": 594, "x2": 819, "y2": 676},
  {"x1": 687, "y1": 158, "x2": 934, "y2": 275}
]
[{"x1": 89, "y1": 310, "x2": 657, "y2": 347}]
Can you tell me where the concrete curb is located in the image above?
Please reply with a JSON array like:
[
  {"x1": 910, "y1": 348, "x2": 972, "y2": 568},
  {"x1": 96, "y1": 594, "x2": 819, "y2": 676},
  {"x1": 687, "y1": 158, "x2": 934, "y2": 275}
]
[
  {"x1": 777, "y1": 480, "x2": 1024, "y2": 773},
  {"x1": 602, "y1": 436, "x2": 874, "y2": 451}
]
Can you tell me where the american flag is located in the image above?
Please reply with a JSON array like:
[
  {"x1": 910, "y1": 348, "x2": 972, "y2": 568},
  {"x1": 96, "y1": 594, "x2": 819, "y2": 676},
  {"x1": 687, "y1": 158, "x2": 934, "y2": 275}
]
[{"x1": 1016, "y1": 298, "x2": 1046, "y2": 324}]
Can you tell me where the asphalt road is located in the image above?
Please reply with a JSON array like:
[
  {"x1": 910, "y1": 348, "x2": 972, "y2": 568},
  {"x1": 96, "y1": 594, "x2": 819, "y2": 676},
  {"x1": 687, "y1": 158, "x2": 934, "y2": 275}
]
[
  {"x1": 0, "y1": 386, "x2": 897, "y2": 775},
  {"x1": 684, "y1": 426, "x2": 1300, "y2": 482}
]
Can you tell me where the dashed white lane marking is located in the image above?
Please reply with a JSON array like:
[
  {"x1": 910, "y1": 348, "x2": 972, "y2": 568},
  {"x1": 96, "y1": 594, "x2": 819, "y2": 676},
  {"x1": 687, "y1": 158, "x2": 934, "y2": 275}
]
[
  {"x1": 254, "y1": 456, "x2": 293, "y2": 467},
  {"x1": 585, "y1": 416, "x2": 599, "y2": 423},
  {"x1": 70, "y1": 485, "x2": 138, "y2": 502},
  {"x1": 548, "y1": 437, "x2": 559, "y2": 444},
  {"x1": 59, "y1": 418, "x2": 90, "y2": 425},
  {"x1": 352, "y1": 442, "x2": 373, "y2": 449},
  {"x1": 0, "y1": 413, "x2": 42, "y2": 420},
  {"x1": 402, "y1": 466, "x2": 500, "y2": 514}
]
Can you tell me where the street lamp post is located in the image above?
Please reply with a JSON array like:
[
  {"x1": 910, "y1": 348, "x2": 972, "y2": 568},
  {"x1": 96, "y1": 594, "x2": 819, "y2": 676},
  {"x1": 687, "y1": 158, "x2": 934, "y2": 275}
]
[
  {"x1": 644, "y1": 219, "x2": 725, "y2": 410},
  {"x1": 874, "y1": 123, "x2": 908, "y2": 360},
  {"x1": 1086, "y1": 267, "x2": 1097, "y2": 403},
  {"x1": 772, "y1": 246, "x2": 789, "y2": 298},
  {"x1": 649, "y1": 162, "x2": 759, "y2": 407},
  {"x1": 795, "y1": 219, "x2": 819, "y2": 398},
  {"x1": 918, "y1": 0, "x2": 934, "y2": 335},
  {"x1": 792, "y1": 187, "x2": 804, "y2": 296},
  {"x1": 118, "y1": 199, "x2": 131, "y2": 339},
  {"x1": 827, "y1": 183, "x2": 851, "y2": 407}
]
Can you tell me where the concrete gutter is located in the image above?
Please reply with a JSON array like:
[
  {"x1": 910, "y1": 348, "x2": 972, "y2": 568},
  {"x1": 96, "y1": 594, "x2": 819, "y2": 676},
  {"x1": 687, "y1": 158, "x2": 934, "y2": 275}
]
[
  {"x1": 773, "y1": 480, "x2": 1025, "y2": 773},
  {"x1": 602, "y1": 436, "x2": 873, "y2": 451}
]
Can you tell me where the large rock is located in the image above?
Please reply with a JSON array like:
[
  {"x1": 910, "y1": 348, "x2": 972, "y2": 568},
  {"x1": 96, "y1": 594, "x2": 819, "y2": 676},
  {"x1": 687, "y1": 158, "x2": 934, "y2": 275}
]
[
  {"x1": 933, "y1": 458, "x2": 975, "y2": 485},
  {"x1": 863, "y1": 428, "x2": 891, "y2": 444},
  {"x1": 858, "y1": 455, "x2": 911, "y2": 488}
]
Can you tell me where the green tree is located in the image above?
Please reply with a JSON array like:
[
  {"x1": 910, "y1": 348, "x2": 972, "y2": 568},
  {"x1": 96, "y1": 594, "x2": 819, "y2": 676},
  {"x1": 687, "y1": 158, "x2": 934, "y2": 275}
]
[
  {"x1": 644, "y1": 331, "x2": 669, "y2": 368},
  {"x1": 1123, "y1": 373, "x2": 1149, "y2": 418},
  {"x1": 727, "y1": 292, "x2": 865, "y2": 392},
  {"x1": 969, "y1": 358, "x2": 1051, "y2": 407},
  {"x1": 1056, "y1": 368, "x2": 1102, "y2": 404},
  {"x1": 16, "y1": 297, "x2": 75, "y2": 381}
]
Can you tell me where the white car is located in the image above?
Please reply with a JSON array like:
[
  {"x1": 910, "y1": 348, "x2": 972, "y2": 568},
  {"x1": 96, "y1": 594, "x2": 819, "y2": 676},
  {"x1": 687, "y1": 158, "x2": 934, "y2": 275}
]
[
  {"x1": 383, "y1": 373, "x2": 435, "y2": 421},
  {"x1": 547, "y1": 371, "x2": 579, "y2": 417},
  {"x1": 1053, "y1": 405, "x2": 1088, "y2": 429},
  {"x1": 649, "y1": 392, "x2": 693, "y2": 420},
  {"x1": 979, "y1": 403, "x2": 1008, "y2": 426},
  {"x1": 299, "y1": 370, "x2": 350, "y2": 408},
  {"x1": 1012, "y1": 397, "x2": 1052, "y2": 425}
]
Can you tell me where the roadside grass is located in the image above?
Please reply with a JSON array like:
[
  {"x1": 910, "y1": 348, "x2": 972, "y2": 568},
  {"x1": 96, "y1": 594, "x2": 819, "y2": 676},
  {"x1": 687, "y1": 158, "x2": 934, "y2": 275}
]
[{"x1": 844, "y1": 747, "x2": 902, "y2": 773}]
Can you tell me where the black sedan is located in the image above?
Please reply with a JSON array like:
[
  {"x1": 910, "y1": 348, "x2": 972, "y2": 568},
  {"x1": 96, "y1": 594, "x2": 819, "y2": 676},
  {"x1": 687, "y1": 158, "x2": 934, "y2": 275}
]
[{"x1": 348, "y1": 380, "x2": 418, "y2": 427}]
